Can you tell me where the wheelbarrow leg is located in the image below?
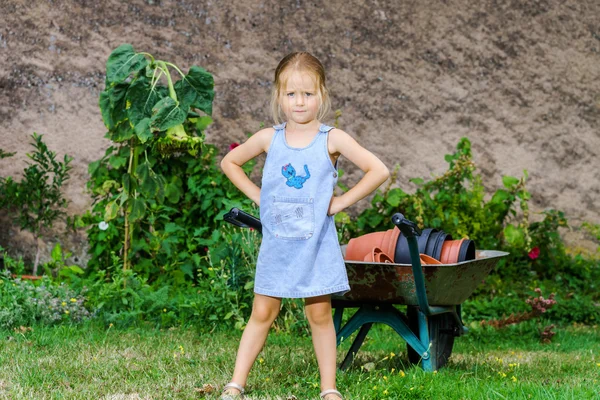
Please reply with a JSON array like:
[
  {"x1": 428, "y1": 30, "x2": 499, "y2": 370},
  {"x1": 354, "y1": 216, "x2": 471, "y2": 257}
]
[
  {"x1": 339, "y1": 323, "x2": 373, "y2": 371},
  {"x1": 417, "y1": 310, "x2": 433, "y2": 371},
  {"x1": 335, "y1": 304, "x2": 430, "y2": 370}
]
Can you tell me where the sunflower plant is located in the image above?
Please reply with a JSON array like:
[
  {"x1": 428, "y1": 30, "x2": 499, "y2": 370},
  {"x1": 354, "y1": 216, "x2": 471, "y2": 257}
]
[{"x1": 95, "y1": 44, "x2": 215, "y2": 270}]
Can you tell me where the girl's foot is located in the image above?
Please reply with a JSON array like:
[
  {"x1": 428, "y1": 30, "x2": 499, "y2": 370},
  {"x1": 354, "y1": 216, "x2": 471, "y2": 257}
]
[
  {"x1": 320, "y1": 389, "x2": 343, "y2": 399},
  {"x1": 221, "y1": 382, "x2": 245, "y2": 399}
]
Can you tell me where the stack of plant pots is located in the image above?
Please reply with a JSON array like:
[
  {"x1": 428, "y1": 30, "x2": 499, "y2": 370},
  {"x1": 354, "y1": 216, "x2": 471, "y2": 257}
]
[{"x1": 346, "y1": 226, "x2": 475, "y2": 264}]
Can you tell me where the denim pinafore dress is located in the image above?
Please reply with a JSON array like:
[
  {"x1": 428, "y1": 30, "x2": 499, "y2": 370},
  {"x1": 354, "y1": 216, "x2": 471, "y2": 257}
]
[{"x1": 254, "y1": 123, "x2": 350, "y2": 298}]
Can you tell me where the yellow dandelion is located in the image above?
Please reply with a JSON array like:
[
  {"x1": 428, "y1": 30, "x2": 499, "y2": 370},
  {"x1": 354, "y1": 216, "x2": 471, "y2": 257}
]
[
  {"x1": 372, "y1": 385, "x2": 378, "y2": 390},
  {"x1": 109, "y1": 323, "x2": 113, "y2": 328},
  {"x1": 70, "y1": 298, "x2": 77, "y2": 303},
  {"x1": 383, "y1": 390, "x2": 388, "y2": 395},
  {"x1": 61, "y1": 302, "x2": 67, "y2": 307},
  {"x1": 498, "y1": 372, "x2": 506, "y2": 378},
  {"x1": 265, "y1": 377, "x2": 270, "y2": 382},
  {"x1": 390, "y1": 352, "x2": 396, "y2": 358},
  {"x1": 383, "y1": 376, "x2": 388, "y2": 381},
  {"x1": 64, "y1": 310, "x2": 70, "y2": 315},
  {"x1": 597, "y1": 363, "x2": 600, "y2": 367},
  {"x1": 433, "y1": 370, "x2": 438, "y2": 374},
  {"x1": 259, "y1": 358, "x2": 264, "y2": 364},
  {"x1": 410, "y1": 387, "x2": 414, "y2": 391},
  {"x1": 163, "y1": 308, "x2": 167, "y2": 312},
  {"x1": 399, "y1": 370, "x2": 406, "y2": 377},
  {"x1": 391, "y1": 368, "x2": 396, "y2": 373},
  {"x1": 511, "y1": 376, "x2": 517, "y2": 382}
]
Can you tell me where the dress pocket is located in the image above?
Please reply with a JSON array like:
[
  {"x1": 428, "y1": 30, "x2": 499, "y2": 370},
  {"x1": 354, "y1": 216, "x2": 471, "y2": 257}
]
[{"x1": 270, "y1": 196, "x2": 315, "y2": 240}]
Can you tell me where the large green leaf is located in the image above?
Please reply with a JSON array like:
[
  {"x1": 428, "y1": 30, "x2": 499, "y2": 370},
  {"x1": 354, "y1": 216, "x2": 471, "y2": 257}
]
[
  {"x1": 106, "y1": 44, "x2": 148, "y2": 85},
  {"x1": 109, "y1": 83, "x2": 130, "y2": 126},
  {"x1": 129, "y1": 198, "x2": 146, "y2": 222},
  {"x1": 127, "y1": 76, "x2": 162, "y2": 126},
  {"x1": 104, "y1": 200, "x2": 119, "y2": 221},
  {"x1": 165, "y1": 176, "x2": 183, "y2": 203},
  {"x1": 150, "y1": 97, "x2": 186, "y2": 132},
  {"x1": 109, "y1": 121, "x2": 134, "y2": 142},
  {"x1": 99, "y1": 91, "x2": 114, "y2": 129},
  {"x1": 174, "y1": 66, "x2": 214, "y2": 115},
  {"x1": 136, "y1": 162, "x2": 159, "y2": 198},
  {"x1": 134, "y1": 118, "x2": 153, "y2": 143}
]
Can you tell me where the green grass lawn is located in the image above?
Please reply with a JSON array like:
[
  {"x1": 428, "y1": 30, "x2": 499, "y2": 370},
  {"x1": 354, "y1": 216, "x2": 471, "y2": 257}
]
[{"x1": 0, "y1": 321, "x2": 598, "y2": 399}]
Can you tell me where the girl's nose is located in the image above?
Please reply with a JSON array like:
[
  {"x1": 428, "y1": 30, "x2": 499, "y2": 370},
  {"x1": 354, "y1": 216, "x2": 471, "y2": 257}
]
[{"x1": 295, "y1": 94, "x2": 304, "y2": 106}]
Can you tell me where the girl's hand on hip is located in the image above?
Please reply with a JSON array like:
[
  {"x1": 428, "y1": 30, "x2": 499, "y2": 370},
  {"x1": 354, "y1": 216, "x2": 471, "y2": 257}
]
[{"x1": 327, "y1": 196, "x2": 345, "y2": 216}]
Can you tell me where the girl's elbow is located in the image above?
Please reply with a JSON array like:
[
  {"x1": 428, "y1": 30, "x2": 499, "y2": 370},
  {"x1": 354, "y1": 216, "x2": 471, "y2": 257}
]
[
  {"x1": 220, "y1": 156, "x2": 230, "y2": 173},
  {"x1": 380, "y1": 165, "x2": 391, "y2": 182}
]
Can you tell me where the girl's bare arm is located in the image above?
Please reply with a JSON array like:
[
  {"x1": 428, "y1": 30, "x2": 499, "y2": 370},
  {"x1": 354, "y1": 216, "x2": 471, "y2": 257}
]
[
  {"x1": 220, "y1": 128, "x2": 275, "y2": 206},
  {"x1": 327, "y1": 129, "x2": 390, "y2": 215}
]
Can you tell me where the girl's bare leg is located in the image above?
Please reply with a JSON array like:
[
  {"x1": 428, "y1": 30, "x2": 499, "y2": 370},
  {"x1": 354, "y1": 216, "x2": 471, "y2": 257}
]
[
  {"x1": 305, "y1": 295, "x2": 339, "y2": 399},
  {"x1": 224, "y1": 293, "x2": 282, "y2": 395}
]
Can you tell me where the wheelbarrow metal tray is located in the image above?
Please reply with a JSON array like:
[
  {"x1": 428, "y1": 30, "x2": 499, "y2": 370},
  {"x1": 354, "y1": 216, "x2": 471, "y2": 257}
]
[{"x1": 334, "y1": 250, "x2": 508, "y2": 306}]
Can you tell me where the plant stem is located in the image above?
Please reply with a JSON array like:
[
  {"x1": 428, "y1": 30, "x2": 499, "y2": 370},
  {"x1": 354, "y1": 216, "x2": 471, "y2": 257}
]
[
  {"x1": 33, "y1": 235, "x2": 40, "y2": 276},
  {"x1": 159, "y1": 61, "x2": 178, "y2": 102},
  {"x1": 123, "y1": 141, "x2": 135, "y2": 272}
]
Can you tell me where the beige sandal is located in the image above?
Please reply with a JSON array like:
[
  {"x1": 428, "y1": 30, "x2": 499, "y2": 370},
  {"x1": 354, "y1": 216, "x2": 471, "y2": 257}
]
[
  {"x1": 221, "y1": 382, "x2": 245, "y2": 399},
  {"x1": 320, "y1": 389, "x2": 343, "y2": 399}
]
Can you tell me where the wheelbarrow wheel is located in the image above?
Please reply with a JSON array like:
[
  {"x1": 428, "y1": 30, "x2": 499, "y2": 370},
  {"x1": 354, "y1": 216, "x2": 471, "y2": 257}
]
[{"x1": 406, "y1": 305, "x2": 455, "y2": 370}]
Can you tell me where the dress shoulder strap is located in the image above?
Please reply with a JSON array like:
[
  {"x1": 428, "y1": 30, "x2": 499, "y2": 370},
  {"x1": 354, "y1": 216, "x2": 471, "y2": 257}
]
[
  {"x1": 273, "y1": 122, "x2": 286, "y2": 131},
  {"x1": 319, "y1": 124, "x2": 334, "y2": 133}
]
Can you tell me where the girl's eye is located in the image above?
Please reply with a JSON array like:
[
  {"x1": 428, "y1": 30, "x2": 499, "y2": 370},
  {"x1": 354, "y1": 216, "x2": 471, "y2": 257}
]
[{"x1": 305, "y1": 93, "x2": 313, "y2": 97}]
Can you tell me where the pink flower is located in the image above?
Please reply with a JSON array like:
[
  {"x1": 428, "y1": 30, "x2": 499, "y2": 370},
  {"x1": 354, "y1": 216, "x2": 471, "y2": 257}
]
[
  {"x1": 228, "y1": 142, "x2": 240, "y2": 152},
  {"x1": 528, "y1": 247, "x2": 540, "y2": 260}
]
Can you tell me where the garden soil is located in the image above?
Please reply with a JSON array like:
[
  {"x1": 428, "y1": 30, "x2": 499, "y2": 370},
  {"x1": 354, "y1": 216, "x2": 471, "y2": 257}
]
[{"x1": 1, "y1": 0, "x2": 599, "y2": 264}]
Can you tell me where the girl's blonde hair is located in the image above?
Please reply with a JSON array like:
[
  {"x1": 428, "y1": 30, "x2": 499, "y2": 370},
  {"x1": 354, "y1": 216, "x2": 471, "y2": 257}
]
[{"x1": 270, "y1": 52, "x2": 331, "y2": 124}]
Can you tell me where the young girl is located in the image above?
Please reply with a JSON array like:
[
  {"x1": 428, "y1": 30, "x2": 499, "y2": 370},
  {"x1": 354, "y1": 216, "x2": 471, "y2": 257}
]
[{"x1": 220, "y1": 52, "x2": 390, "y2": 400}]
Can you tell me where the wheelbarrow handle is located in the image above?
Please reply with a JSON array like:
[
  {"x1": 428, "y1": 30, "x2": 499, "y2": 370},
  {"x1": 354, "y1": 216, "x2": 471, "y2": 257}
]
[
  {"x1": 391, "y1": 213, "x2": 422, "y2": 237},
  {"x1": 223, "y1": 208, "x2": 262, "y2": 234}
]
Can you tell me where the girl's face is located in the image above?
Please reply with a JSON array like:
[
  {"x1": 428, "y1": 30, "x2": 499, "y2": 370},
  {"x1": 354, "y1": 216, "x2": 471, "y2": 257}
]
[{"x1": 279, "y1": 70, "x2": 321, "y2": 126}]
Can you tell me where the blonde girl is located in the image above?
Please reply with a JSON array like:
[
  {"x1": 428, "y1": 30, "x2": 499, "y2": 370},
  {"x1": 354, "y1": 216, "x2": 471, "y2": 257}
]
[{"x1": 220, "y1": 52, "x2": 389, "y2": 399}]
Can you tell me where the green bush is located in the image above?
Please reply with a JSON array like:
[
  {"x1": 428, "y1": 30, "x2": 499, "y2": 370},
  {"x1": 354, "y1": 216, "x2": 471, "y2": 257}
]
[
  {"x1": 0, "y1": 270, "x2": 91, "y2": 329},
  {"x1": 0, "y1": 134, "x2": 73, "y2": 275}
]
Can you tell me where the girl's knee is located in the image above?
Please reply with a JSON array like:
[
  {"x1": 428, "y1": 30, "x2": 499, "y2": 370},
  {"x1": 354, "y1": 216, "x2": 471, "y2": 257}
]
[
  {"x1": 305, "y1": 303, "x2": 333, "y2": 327},
  {"x1": 250, "y1": 295, "x2": 281, "y2": 324}
]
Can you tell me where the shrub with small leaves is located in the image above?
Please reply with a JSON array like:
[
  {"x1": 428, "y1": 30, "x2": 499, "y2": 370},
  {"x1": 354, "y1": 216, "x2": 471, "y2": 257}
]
[{"x1": 0, "y1": 270, "x2": 91, "y2": 329}]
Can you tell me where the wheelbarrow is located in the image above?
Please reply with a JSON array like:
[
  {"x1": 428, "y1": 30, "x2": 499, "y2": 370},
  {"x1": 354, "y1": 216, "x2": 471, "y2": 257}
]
[{"x1": 224, "y1": 208, "x2": 508, "y2": 371}]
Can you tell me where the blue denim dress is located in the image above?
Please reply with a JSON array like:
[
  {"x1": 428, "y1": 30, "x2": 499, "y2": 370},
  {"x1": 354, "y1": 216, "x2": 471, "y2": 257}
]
[{"x1": 254, "y1": 123, "x2": 350, "y2": 298}]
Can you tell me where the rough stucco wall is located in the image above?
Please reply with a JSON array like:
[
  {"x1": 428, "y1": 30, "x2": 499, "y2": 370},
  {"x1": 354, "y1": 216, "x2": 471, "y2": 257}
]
[{"x1": 0, "y1": 0, "x2": 599, "y2": 265}]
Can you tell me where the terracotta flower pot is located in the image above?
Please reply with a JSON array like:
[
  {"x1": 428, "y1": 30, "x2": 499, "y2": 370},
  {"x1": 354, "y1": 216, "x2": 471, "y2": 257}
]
[
  {"x1": 346, "y1": 228, "x2": 399, "y2": 261},
  {"x1": 439, "y1": 239, "x2": 475, "y2": 264},
  {"x1": 419, "y1": 254, "x2": 442, "y2": 265},
  {"x1": 11, "y1": 274, "x2": 43, "y2": 281},
  {"x1": 363, "y1": 247, "x2": 394, "y2": 263}
]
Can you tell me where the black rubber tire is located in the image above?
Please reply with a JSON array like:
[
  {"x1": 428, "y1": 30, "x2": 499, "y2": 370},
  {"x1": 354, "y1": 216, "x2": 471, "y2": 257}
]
[{"x1": 406, "y1": 306, "x2": 455, "y2": 370}]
